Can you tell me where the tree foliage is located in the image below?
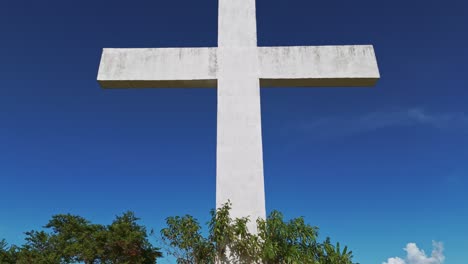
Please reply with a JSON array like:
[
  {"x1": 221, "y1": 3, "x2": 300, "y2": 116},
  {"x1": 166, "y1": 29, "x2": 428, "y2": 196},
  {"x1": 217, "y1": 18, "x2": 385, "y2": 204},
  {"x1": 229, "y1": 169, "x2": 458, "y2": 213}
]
[
  {"x1": 2, "y1": 204, "x2": 358, "y2": 263},
  {"x1": 161, "y1": 202, "x2": 358, "y2": 264},
  {"x1": 0, "y1": 212, "x2": 162, "y2": 264}
]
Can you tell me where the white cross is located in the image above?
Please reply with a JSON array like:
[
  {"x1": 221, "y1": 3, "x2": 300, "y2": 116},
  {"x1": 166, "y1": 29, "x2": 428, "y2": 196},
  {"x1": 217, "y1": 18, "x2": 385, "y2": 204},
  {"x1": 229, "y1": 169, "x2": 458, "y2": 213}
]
[{"x1": 98, "y1": 0, "x2": 379, "y2": 233}]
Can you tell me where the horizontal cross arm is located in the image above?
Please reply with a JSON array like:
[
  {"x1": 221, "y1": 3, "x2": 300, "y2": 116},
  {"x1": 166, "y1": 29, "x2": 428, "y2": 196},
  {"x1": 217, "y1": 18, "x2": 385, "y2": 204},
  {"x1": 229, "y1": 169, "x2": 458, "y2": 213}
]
[
  {"x1": 258, "y1": 45, "x2": 380, "y2": 87},
  {"x1": 97, "y1": 48, "x2": 218, "y2": 88}
]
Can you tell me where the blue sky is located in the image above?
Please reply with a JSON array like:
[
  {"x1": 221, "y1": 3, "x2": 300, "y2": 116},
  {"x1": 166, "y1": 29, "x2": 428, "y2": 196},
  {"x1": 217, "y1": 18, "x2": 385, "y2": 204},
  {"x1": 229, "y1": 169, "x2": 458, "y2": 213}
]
[{"x1": 1, "y1": 0, "x2": 467, "y2": 263}]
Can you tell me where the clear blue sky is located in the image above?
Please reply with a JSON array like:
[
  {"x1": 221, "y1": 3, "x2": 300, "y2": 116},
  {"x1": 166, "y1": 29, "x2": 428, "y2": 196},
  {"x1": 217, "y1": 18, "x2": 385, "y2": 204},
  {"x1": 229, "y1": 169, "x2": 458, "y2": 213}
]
[{"x1": 1, "y1": 0, "x2": 467, "y2": 263}]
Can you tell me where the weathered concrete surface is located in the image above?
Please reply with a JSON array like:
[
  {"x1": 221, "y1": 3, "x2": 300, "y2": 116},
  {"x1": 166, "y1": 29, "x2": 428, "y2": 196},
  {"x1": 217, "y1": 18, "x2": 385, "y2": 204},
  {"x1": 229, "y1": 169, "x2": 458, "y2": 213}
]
[
  {"x1": 97, "y1": 45, "x2": 380, "y2": 88},
  {"x1": 259, "y1": 45, "x2": 380, "y2": 87},
  {"x1": 98, "y1": 48, "x2": 217, "y2": 88},
  {"x1": 97, "y1": 0, "x2": 380, "y2": 237},
  {"x1": 216, "y1": 0, "x2": 265, "y2": 234}
]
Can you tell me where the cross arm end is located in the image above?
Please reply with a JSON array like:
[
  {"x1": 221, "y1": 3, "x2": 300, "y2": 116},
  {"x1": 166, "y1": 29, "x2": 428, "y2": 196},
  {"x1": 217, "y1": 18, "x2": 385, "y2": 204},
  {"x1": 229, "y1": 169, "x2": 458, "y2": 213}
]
[{"x1": 258, "y1": 45, "x2": 380, "y2": 87}]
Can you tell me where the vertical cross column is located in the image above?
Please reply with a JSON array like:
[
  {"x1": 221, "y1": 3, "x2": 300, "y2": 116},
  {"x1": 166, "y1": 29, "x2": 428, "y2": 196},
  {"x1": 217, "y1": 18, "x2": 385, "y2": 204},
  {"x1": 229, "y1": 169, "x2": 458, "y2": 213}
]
[
  {"x1": 216, "y1": 0, "x2": 265, "y2": 233},
  {"x1": 218, "y1": 0, "x2": 258, "y2": 47}
]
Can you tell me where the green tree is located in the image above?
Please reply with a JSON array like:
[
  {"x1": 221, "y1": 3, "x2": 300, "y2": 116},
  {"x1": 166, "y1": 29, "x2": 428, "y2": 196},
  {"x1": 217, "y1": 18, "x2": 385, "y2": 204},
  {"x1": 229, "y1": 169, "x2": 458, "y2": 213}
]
[
  {"x1": 2, "y1": 206, "x2": 357, "y2": 264},
  {"x1": 161, "y1": 215, "x2": 214, "y2": 264},
  {"x1": 104, "y1": 211, "x2": 162, "y2": 264},
  {"x1": 257, "y1": 210, "x2": 320, "y2": 263},
  {"x1": 16, "y1": 230, "x2": 62, "y2": 264},
  {"x1": 44, "y1": 214, "x2": 106, "y2": 264},
  {"x1": 0, "y1": 239, "x2": 19, "y2": 263},
  {"x1": 319, "y1": 237, "x2": 356, "y2": 264},
  {"x1": 208, "y1": 203, "x2": 261, "y2": 263},
  {"x1": 1, "y1": 212, "x2": 162, "y2": 264},
  {"x1": 161, "y1": 202, "x2": 358, "y2": 264}
]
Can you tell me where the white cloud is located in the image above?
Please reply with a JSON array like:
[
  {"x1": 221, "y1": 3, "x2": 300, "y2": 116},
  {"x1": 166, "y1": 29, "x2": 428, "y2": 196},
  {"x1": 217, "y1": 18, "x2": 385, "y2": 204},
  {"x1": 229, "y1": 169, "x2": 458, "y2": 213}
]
[
  {"x1": 384, "y1": 257, "x2": 406, "y2": 264},
  {"x1": 383, "y1": 241, "x2": 445, "y2": 264}
]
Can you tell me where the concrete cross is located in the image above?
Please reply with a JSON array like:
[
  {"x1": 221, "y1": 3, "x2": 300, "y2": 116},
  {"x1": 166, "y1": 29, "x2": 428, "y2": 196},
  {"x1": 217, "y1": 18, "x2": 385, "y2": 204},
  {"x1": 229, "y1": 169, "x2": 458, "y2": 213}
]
[{"x1": 97, "y1": 0, "x2": 379, "y2": 232}]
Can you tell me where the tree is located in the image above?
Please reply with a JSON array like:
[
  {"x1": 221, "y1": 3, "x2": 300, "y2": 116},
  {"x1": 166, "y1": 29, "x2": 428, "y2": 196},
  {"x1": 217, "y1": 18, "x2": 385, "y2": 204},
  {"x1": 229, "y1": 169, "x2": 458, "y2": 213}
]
[
  {"x1": 1, "y1": 212, "x2": 162, "y2": 264},
  {"x1": 161, "y1": 202, "x2": 261, "y2": 264},
  {"x1": 320, "y1": 238, "x2": 356, "y2": 264},
  {"x1": 0, "y1": 239, "x2": 19, "y2": 263},
  {"x1": 104, "y1": 211, "x2": 162, "y2": 263},
  {"x1": 16, "y1": 230, "x2": 62, "y2": 264},
  {"x1": 161, "y1": 201, "x2": 357, "y2": 264},
  {"x1": 257, "y1": 210, "x2": 320, "y2": 263},
  {"x1": 2, "y1": 206, "x2": 357, "y2": 263},
  {"x1": 161, "y1": 215, "x2": 214, "y2": 264},
  {"x1": 44, "y1": 214, "x2": 106, "y2": 264}
]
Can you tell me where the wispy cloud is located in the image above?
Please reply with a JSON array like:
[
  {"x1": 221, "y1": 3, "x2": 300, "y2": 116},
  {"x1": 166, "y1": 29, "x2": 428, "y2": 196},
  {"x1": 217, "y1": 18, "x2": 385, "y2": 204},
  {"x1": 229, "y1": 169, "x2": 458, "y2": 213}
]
[
  {"x1": 383, "y1": 241, "x2": 445, "y2": 264},
  {"x1": 296, "y1": 108, "x2": 468, "y2": 139}
]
